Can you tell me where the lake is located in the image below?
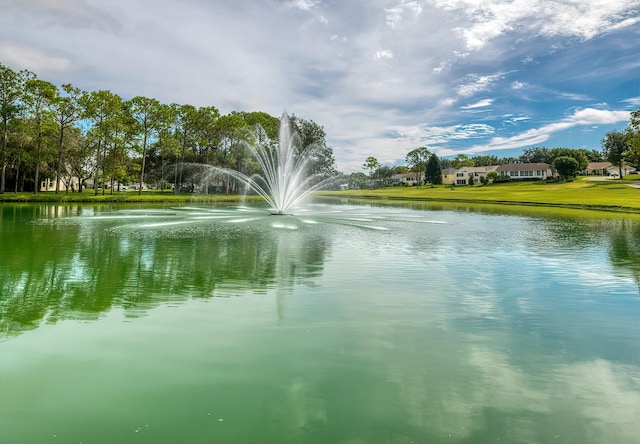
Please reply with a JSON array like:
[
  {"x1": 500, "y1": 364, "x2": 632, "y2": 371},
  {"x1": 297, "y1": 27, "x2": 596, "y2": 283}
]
[{"x1": 1, "y1": 201, "x2": 639, "y2": 443}]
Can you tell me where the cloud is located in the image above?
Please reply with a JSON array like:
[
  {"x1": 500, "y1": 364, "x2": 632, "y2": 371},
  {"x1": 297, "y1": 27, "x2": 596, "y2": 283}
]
[
  {"x1": 511, "y1": 81, "x2": 527, "y2": 90},
  {"x1": 461, "y1": 98, "x2": 493, "y2": 109},
  {"x1": 374, "y1": 49, "x2": 394, "y2": 60},
  {"x1": 572, "y1": 108, "x2": 631, "y2": 125},
  {"x1": 0, "y1": 0, "x2": 635, "y2": 172},
  {"x1": 0, "y1": 43, "x2": 71, "y2": 74},
  {"x1": 456, "y1": 73, "x2": 507, "y2": 97},
  {"x1": 385, "y1": 0, "x2": 424, "y2": 28},
  {"x1": 285, "y1": 0, "x2": 320, "y2": 12},
  {"x1": 428, "y1": 0, "x2": 640, "y2": 50},
  {"x1": 391, "y1": 122, "x2": 496, "y2": 146},
  {"x1": 622, "y1": 97, "x2": 640, "y2": 107},
  {"x1": 459, "y1": 107, "x2": 630, "y2": 154},
  {"x1": 9, "y1": 0, "x2": 123, "y2": 33}
]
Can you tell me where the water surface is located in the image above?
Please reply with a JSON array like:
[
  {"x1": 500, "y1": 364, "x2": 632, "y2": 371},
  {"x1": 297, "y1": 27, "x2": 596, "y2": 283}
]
[{"x1": 1, "y1": 202, "x2": 639, "y2": 443}]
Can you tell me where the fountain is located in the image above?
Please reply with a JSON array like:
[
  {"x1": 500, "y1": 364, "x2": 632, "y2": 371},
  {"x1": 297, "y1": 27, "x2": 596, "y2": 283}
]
[{"x1": 209, "y1": 112, "x2": 333, "y2": 215}]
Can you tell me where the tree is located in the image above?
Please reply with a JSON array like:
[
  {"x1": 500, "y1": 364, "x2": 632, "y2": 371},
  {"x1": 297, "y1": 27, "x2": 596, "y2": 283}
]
[
  {"x1": 549, "y1": 148, "x2": 588, "y2": 173},
  {"x1": 51, "y1": 83, "x2": 83, "y2": 194},
  {"x1": 602, "y1": 130, "x2": 629, "y2": 178},
  {"x1": 214, "y1": 113, "x2": 250, "y2": 193},
  {"x1": 24, "y1": 79, "x2": 57, "y2": 193},
  {"x1": 192, "y1": 105, "x2": 220, "y2": 164},
  {"x1": 170, "y1": 103, "x2": 199, "y2": 191},
  {"x1": 624, "y1": 107, "x2": 640, "y2": 170},
  {"x1": 214, "y1": 113, "x2": 249, "y2": 168},
  {"x1": 553, "y1": 156, "x2": 580, "y2": 180},
  {"x1": 440, "y1": 157, "x2": 453, "y2": 169},
  {"x1": 519, "y1": 147, "x2": 550, "y2": 164},
  {"x1": 363, "y1": 156, "x2": 379, "y2": 177},
  {"x1": 82, "y1": 89, "x2": 124, "y2": 194},
  {"x1": 425, "y1": 153, "x2": 442, "y2": 186},
  {"x1": 289, "y1": 115, "x2": 336, "y2": 177},
  {"x1": 580, "y1": 149, "x2": 604, "y2": 163},
  {"x1": 472, "y1": 155, "x2": 499, "y2": 166},
  {"x1": 406, "y1": 147, "x2": 431, "y2": 185},
  {"x1": 234, "y1": 111, "x2": 279, "y2": 141},
  {"x1": 127, "y1": 96, "x2": 166, "y2": 194},
  {"x1": 0, "y1": 63, "x2": 31, "y2": 193},
  {"x1": 373, "y1": 165, "x2": 394, "y2": 187},
  {"x1": 67, "y1": 128, "x2": 97, "y2": 192},
  {"x1": 348, "y1": 172, "x2": 368, "y2": 189},
  {"x1": 451, "y1": 153, "x2": 473, "y2": 168}
]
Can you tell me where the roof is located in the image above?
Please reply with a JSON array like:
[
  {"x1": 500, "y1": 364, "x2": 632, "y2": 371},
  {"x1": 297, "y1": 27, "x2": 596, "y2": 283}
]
[
  {"x1": 587, "y1": 162, "x2": 612, "y2": 169},
  {"x1": 496, "y1": 163, "x2": 550, "y2": 172},
  {"x1": 468, "y1": 165, "x2": 499, "y2": 173}
]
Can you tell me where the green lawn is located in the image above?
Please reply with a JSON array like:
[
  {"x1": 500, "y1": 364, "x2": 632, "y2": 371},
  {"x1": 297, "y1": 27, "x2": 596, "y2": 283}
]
[
  {"x1": 0, "y1": 190, "x2": 264, "y2": 205},
  {"x1": 1, "y1": 177, "x2": 639, "y2": 213},
  {"x1": 318, "y1": 178, "x2": 640, "y2": 213}
]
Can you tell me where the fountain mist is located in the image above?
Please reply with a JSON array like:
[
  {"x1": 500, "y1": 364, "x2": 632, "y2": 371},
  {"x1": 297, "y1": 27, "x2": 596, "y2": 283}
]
[{"x1": 211, "y1": 113, "x2": 333, "y2": 215}]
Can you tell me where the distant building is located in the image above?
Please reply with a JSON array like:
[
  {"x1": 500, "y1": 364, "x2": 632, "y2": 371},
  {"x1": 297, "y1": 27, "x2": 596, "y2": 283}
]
[
  {"x1": 496, "y1": 163, "x2": 552, "y2": 181},
  {"x1": 584, "y1": 162, "x2": 634, "y2": 176},
  {"x1": 442, "y1": 165, "x2": 499, "y2": 185},
  {"x1": 392, "y1": 172, "x2": 424, "y2": 186},
  {"x1": 40, "y1": 176, "x2": 82, "y2": 192}
]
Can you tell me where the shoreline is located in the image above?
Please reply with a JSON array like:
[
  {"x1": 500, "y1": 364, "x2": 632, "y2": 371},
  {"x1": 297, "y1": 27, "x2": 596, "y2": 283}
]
[
  {"x1": 1, "y1": 178, "x2": 639, "y2": 214},
  {"x1": 1, "y1": 192, "x2": 639, "y2": 215}
]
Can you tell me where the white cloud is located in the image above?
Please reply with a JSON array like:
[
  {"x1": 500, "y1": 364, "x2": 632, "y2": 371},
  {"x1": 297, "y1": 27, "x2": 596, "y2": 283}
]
[
  {"x1": 374, "y1": 49, "x2": 394, "y2": 59},
  {"x1": 456, "y1": 73, "x2": 507, "y2": 97},
  {"x1": 572, "y1": 108, "x2": 630, "y2": 125},
  {"x1": 461, "y1": 98, "x2": 493, "y2": 109},
  {"x1": 621, "y1": 97, "x2": 640, "y2": 107},
  {"x1": 0, "y1": 43, "x2": 71, "y2": 74},
  {"x1": 459, "y1": 107, "x2": 630, "y2": 154},
  {"x1": 428, "y1": 0, "x2": 640, "y2": 50},
  {"x1": 385, "y1": 1, "x2": 424, "y2": 28},
  {"x1": 285, "y1": 0, "x2": 320, "y2": 12},
  {"x1": 511, "y1": 81, "x2": 527, "y2": 90},
  {"x1": 0, "y1": 0, "x2": 635, "y2": 172}
]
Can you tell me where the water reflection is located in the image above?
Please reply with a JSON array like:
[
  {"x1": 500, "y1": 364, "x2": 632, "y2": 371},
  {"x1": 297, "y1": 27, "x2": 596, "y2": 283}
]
[
  {"x1": 1, "y1": 203, "x2": 640, "y2": 337},
  {"x1": 0, "y1": 205, "x2": 332, "y2": 334},
  {"x1": 0, "y1": 202, "x2": 639, "y2": 443}
]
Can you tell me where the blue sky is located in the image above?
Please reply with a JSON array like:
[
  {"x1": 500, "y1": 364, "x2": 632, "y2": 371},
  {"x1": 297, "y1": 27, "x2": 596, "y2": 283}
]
[{"x1": 1, "y1": 0, "x2": 638, "y2": 172}]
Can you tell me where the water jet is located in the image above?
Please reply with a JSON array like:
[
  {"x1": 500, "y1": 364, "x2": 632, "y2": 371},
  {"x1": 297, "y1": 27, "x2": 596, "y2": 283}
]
[{"x1": 201, "y1": 112, "x2": 333, "y2": 215}]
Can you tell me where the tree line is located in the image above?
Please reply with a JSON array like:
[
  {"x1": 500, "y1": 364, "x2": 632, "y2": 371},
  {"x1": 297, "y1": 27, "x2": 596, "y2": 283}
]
[
  {"x1": 358, "y1": 109, "x2": 640, "y2": 188},
  {"x1": 0, "y1": 62, "x2": 336, "y2": 194}
]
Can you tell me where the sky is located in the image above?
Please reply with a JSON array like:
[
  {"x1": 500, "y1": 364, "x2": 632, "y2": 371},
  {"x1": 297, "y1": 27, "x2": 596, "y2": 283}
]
[{"x1": 1, "y1": 0, "x2": 638, "y2": 172}]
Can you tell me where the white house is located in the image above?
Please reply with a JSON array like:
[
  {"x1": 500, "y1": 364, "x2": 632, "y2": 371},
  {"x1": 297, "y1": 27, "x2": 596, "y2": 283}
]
[
  {"x1": 40, "y1": 176, "x2": 82, "y2": 192},
  {"x1": 496, "y1": 163, "x2": 552, "y2": 181},
  {"x1": 392, "y1": 172, "x2": 424, "y2": 186},
  {"x1": 441, "y1": 166, "x2": 498, "y2": 185},
  {"x1": 584, "y1": 162, "x2": 634, "y2": 176}
]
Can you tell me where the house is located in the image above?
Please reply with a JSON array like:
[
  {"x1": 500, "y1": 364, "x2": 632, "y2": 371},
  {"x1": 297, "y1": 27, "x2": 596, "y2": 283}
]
[
  {"x1": 584, "y1": 162, "x2": 634, "y2": 176},
  {"x1": 496, "y1": 163, "x2": 552, "y2": 181},
  {"x1": 441, "y1": 168, "x2": 458, "y2": 185},
  {"x1": 392, "y1": 172, "x2": 424, "y2": 186},
  {"x1": 40, "y1": 176, "x2": 82, "y2": 192},
  {"x1": 441, "y1": 166, "x2": 498, "y2": 185}
]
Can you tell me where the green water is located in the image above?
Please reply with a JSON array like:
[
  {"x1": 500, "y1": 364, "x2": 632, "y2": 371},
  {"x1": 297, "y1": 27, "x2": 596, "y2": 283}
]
[{"x1": 1, "y1": 202, "x2": 639, "y2": 444}]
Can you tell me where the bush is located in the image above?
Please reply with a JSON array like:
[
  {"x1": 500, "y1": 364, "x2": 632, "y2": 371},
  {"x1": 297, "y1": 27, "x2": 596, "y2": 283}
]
[
  {"x1": 552, "y1": 156, "x2": 580, "y2": 180},
  {"x1": 493, "y1": 175, "x2": 511, "y2": 183}
]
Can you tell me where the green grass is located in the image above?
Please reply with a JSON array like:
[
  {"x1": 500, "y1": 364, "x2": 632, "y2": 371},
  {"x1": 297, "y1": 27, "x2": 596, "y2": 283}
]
[
  {"x1": 0, "y1": 190, "x2": 263, "y2": 204},
  {"x1": 317, "y1": 178, "x2": 640, "y2": 213}
]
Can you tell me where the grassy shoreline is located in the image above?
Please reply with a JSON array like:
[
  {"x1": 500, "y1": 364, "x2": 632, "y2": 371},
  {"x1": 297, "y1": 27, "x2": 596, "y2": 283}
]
[
  {"x1": 318, "y1": 178, "x2": 640, "y2": 214},
  {"x1": 1, "y1": 178, "x2": 639, "y2": 213}
]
